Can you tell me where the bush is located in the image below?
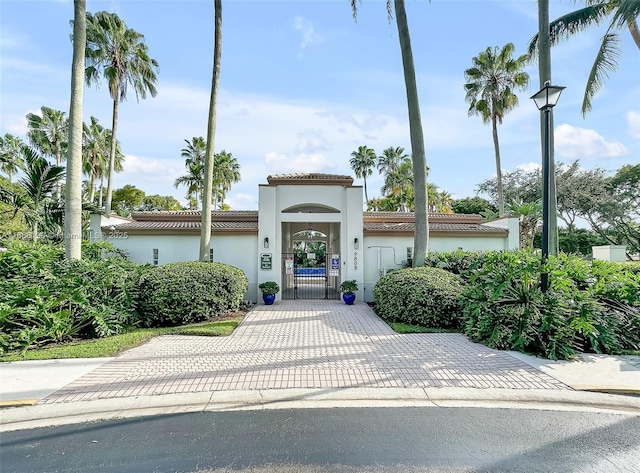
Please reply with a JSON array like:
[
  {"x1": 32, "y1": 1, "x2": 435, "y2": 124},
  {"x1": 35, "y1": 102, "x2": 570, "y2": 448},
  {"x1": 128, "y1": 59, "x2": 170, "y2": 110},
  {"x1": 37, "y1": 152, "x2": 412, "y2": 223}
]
[
  {"x1": 460, "y1": 250, "x2": 640, "y2": 360},
  {"x1": 0, "y1": 241, "x2": 148, "y2": 354},
  {"x1": 424, "y1": 250, "x2": 485, "y2": 282},
  {"x1": 136, "y1": 261, "x2": 248, "y2": 327},
  {"x1": 374, "y1": 267, "x2": 465, "y2": 329}
]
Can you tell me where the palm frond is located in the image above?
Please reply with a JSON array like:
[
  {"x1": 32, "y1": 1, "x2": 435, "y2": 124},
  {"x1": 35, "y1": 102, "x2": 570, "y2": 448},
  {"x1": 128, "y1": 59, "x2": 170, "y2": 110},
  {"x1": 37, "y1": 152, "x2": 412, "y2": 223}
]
[{"x1": 582, "y1": 32, "x2": 622, "y2": 116}]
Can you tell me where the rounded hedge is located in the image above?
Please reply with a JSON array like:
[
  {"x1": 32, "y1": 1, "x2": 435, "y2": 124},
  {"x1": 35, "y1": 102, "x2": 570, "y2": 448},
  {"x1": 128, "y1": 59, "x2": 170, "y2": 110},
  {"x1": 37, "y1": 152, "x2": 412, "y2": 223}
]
[
  {"x1": 135, "y1": 261, "x2": 248, "y2": 327},
  {"x1": 374, "y1": 267, "x2": 465, "y2": 329}
]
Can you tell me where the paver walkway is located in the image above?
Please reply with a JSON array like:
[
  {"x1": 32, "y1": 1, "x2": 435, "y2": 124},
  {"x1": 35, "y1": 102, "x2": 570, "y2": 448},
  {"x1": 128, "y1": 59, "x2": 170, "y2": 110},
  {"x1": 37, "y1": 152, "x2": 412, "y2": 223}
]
[{"x1": 40, "y1": 301, "x2": 568, "y2": 403}]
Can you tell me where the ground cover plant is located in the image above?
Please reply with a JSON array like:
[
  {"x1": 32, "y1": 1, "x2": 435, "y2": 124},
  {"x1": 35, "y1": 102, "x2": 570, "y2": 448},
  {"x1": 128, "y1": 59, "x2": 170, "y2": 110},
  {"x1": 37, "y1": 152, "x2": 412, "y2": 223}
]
[
  {"x1": 374, "y1": 267, "x2": 465, "y2": 330},
  {"x1": 427, "y1": 250, "x2": 640, "y2": 360},
  {"x1": 0, "y1": 241, "x2": 148, "y2": 354}
]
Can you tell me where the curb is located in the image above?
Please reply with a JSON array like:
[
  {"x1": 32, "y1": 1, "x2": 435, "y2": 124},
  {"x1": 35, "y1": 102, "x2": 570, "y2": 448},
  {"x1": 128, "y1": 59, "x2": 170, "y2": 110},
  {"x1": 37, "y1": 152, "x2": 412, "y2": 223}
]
[
  {"x1": 0, "y1": 399, "x2": 38, "y2": 408},
  {"x1": 1, "y1": 387, "x2": 639, "y2": 432}
]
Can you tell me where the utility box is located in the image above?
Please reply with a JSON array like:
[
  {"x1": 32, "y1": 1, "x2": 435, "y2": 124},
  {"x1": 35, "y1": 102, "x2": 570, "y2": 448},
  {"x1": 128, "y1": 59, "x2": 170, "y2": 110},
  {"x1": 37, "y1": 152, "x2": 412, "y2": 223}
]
[{"x1": 592, "y1": 245, "x2": 627, "y2": 262}]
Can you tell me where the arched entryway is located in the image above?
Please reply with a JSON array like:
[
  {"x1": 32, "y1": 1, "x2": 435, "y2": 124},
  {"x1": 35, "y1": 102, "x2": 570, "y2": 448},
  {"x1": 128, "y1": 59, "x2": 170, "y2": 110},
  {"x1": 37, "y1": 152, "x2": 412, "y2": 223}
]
[{"x1": 281, "y1": 221, "x2": 341, "y2": 300}]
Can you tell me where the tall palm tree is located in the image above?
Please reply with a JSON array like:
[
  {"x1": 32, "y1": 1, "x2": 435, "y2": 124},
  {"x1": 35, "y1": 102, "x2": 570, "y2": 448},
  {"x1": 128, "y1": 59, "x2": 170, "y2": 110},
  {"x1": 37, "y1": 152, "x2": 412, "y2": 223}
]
[
  {"x1": 529, "y1": 0, "x2": 640, "y2": 116},
  {"x1": 65, "y1": 0, "x2": 87, "y2": 260},
  {"x1": 175, "y1": 137, "x2": 207, "y2": 209},
  {"x1": 0, "y1": 134, "x2": 26, "y2": 183},
  {"x1": 26, "y1": 106, "x2": 68, "y2": 167},
  {"x1": 381, "y1": 157, "x2": 413, "y2": 211},
  {"x1": 464, "y1": 42, "x2": 530, "y2": 217},
  {"x1": 82, "y1": 116, "x2": 108, "y2": 204},
  {"x1": 351, "y1": 0, "x2": 429, "y2": 267},
  {"x1": 349, "y1": 145, "x2": 376, "y2": 205},
  {"x1": 213, "y1": 150, "x2": 240, "y2": 209},
  {"x1": 377, "y1": 146, "x2": 408, "y2": 178},
  {"x1": 200, "y1": 0, "x2": 222, "y2": 262},
  {"x1": 84, "y1": 11, "x2": 159, "y2": 214}
]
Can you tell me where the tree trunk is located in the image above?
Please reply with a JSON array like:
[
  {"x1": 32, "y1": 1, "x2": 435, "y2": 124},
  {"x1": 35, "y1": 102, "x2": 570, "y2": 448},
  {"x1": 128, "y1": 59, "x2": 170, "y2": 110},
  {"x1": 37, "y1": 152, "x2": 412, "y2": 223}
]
[
  {"x1": 104, "y1": 96, "x2": 119, "y2": 214},
  {"x1": 363, "y1": 177, "x2": 369, "y2": 205},
  {"x1": 200, "y1": 0, "x2": 222, "y2": 261},
  {"x1": 64, "y1": 0, "x2": 86, "y2": 261},
  {"x1": 98, "y1": 175, "x2": 104, "y2": 207},
  {"x1": 394, "y1": 0, "x2": 428, "y2": 266},
  {"x1": 537, "y1": 0, "x2": 558, "y2": 256},
  {"x1": 491, "y1": 114, "x2": 504, "y2": 217}
]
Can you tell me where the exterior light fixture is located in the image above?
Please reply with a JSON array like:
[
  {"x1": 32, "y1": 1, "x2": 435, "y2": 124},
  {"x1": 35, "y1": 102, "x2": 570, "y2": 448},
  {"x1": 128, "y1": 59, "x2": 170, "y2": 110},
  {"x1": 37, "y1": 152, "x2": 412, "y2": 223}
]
[
  {"x1": 530, "y1": 81, "x2": 565, "y2": 293},
  {"x1": 354, "y1": 238, "x2": 359, "y2": 249},
  {"x1": 263, "y1": 237, "x2": 269, "y2": 248}
]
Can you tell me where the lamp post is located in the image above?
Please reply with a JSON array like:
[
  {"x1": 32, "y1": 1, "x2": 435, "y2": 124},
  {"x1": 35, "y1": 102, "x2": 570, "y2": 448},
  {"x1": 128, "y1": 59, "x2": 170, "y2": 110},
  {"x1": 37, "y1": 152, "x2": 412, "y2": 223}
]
[{"x1": 530, "y1": 81, "x2": 565, "y2": 292}]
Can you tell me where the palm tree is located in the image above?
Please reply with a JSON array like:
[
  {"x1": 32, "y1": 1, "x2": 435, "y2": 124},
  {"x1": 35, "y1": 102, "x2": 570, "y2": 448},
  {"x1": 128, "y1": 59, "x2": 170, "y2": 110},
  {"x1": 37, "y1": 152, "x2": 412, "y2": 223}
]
[
  {"x1": 84, "y1": 11, "x2": 159, "y2": 214},
  {"x1": 175, "y1": 137, "x2": 207, "y2": 209},
  {"x1": 351, "y1": 0, "x2": 429, "y2": 267},
  {"x1": 0, "y1": 134, "x2": 26, "y2": 183},
  {"x1": 381, "y1": 157, "x2": 413, "y2": 211},
  {"x1": 0, "y1": 146, "x2": 65, "y2": 242},
  {"x1": 65, "y1": 0, "x2": 87, "y2": 260},
  {"x1": 82, "y1": 116, "x2": 109, "y2": 204},
  {"x1": 377, "y1": 146, "x2": 408, "y2": 177},
  {"x1": 200, "y1": 0, "x2": 222, "y2": 262},
  {"x1": 26, "y1": 106, "x2": 68, "y2": 167},
  {"x1": 464, "y1": 42, "x2": 530, "y2": 217},
  {"x1": 529, "y1": 0, "x2": 640, "y2": 116},
  {"x1": 507, "y1": 198, "x2": 543, "y2": 249},
  {"x1": 213, "y1": 150, "x2": 240, "y2": 209},
  {"x1": 349, "y1": 145, "x2": 376, "y2": 205}
]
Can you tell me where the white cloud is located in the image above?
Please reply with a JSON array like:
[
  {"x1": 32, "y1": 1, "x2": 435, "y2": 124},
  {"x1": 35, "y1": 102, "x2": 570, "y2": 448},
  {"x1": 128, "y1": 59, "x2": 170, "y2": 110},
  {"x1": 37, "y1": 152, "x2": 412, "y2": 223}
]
[
  {"x1": 264, "y1": 151, "x2": 334, "y2": 173},
  {"x1": 112, "y1": 154, "x2": 184, "y2": 198},
  {"x1": 627, "y1": 111, "x2": 640, "y2": 139},
  {"x1": 554, "y1": 124, "x2": 628, "y2": 160},
  {"x1": 293, "y1": 16, "x2": 324, "y2": 49},
  {"x1": 516, "y1": 162, "x2": 541, "y2": 172}
]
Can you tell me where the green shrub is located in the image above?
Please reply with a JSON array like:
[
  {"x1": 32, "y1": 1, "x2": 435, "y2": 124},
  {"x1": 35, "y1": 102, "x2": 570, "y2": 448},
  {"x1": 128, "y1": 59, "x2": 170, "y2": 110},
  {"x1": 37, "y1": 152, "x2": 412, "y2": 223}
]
[
  {"x1": 374, "y1": 267, "x2": 465, "y2": 329},
  {"x1": 0, "y1": 241, "x2": 148, "y2": 354},
  {"x1": 135, "y1": 261, "x2": 248, "y2": 327},
  {"x1": 424, "y1": 250, "x2": 485, "y2": 282},
  {"x1": 460, "y1": 250, "x2": 640, "y2": 360}
]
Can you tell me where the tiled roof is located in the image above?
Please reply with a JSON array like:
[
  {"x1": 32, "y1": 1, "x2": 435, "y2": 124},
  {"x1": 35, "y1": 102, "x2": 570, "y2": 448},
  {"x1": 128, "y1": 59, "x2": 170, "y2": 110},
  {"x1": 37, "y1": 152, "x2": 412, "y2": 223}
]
[
  {"x1": 364, "y1": 222, "x2": 507, "y2": 235},
  {"x1": 103, "y1": 219, "x2": 258, "y2": 233},
  {"x1": 266, "y1": 173, "x2": 354, "y2": 186},
  {"x1": 363, "y1": 212, "x2": 483, "y2": 224},
  {"x1": 131, "y1": 210, "x2": 258, "y2": 221}
]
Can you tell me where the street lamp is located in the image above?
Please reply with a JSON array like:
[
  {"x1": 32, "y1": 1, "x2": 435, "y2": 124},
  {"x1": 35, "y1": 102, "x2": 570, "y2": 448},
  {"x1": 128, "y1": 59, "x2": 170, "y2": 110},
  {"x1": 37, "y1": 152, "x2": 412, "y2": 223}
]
[{"x1": 531, "y1": 81, "x2": 565, "y2": 292}]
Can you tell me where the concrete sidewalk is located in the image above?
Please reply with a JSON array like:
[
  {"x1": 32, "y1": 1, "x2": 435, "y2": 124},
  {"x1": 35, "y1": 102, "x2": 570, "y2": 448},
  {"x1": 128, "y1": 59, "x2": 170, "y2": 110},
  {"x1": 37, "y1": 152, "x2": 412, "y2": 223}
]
[{"x1": 1, "y1": 300, "x2": 639, "y2": 431}]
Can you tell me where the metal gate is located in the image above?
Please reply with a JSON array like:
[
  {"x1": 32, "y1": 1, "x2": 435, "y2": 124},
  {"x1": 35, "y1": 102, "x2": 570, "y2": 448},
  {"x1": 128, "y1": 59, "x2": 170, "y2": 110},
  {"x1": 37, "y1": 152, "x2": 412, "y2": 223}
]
[{"x1": 282, "y1": 253, "x2": 340, "y2": 300}]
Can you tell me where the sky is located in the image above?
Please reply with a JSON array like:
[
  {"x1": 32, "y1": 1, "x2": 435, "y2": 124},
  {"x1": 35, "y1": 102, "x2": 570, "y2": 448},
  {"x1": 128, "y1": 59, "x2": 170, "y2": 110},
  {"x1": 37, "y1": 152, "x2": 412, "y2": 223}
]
[{"x1": 1, "y1": 0, "x2": 638, "y2": 210}]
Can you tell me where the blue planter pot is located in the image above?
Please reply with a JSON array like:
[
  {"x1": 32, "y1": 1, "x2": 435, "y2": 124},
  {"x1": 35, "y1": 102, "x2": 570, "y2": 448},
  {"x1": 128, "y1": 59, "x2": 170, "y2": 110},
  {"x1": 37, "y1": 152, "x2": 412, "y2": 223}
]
[
  {"x1": 342, "y1": 293, "x2": 356, "y2": 305},
  {"x1": 262, "y1": 294, "x2": 276, "y2": 305}
]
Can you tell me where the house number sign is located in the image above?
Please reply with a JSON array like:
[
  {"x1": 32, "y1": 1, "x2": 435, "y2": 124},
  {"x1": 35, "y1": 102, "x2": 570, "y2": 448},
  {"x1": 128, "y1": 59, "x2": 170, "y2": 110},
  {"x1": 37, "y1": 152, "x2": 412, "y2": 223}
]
[{"x1": 260, "y1": 253, "x2": 272, "y2": 270}]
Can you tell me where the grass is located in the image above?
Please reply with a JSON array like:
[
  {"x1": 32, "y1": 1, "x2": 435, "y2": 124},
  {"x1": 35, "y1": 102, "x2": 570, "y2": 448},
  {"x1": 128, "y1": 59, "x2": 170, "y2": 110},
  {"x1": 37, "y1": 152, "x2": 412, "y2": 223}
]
[
  {"x1": 0, "y1": 316, "x2": 244, "y2": 362},
  {"x1": 388, "y1": 322, "x2": 461, "y2": 334}
]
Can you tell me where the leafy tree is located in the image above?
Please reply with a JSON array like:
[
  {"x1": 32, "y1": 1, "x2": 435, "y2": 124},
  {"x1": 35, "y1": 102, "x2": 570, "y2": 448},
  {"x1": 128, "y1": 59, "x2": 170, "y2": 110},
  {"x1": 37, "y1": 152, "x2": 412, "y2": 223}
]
[
  {"x1": 464, "y1": 43, "x2": 530, "y2": 217},
  {"x1": 26, "y1": 107, "x2": 69, "y2": 168},
  {"x1": 175, "y1": 137, "x2": 205, "y2": 208},
  {"x1": 0, "y1": 147, "x2": 65, "y2": 242},
  {"x1": 200, "y1": 0, "x2": 223, "y2": 261},
  {"x1": 139, "y1": 194, "x2": 183, "y2": 211},
  {"x1": 65, "y1": 0, "x2": 87, "y2": 261},
  {"x1": 534, "y1": 228, "x2": 609, "y2": 255},
  {"x1": 82, "y1": 116, "x2": 109, "y2": 204},
  {"x1": 84, "y1": 11, "x2": 159, "y2": 214},
  {"x1": 529, "y1": 0, "x2": 640, "y2": 116},
  {"x1": 0, "y1": 134, "x2": 25, "y2": 183},
  {"x1": 507, "y1": 197, "x2": 542, "y2": 249},
  {"x1": 351, "y1": 0, "x2": 429, "y2": 267},
  {"x1": 112, "y1": 184, "x2": 146, "y2": 215},
  {"x1": 349, "y1": 145, "x2": 376, "y2": 205},
  {"x1": 452, "y1": 196, "x2": 497, "y2": 216}
]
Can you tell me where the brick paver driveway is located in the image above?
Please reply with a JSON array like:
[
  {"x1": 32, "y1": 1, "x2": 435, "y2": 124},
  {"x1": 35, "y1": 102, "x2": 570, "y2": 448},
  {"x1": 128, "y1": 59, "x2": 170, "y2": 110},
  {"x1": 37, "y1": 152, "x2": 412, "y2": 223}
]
[{"x1": 41, "y1": 301, "x2": 568, "y2": 403}]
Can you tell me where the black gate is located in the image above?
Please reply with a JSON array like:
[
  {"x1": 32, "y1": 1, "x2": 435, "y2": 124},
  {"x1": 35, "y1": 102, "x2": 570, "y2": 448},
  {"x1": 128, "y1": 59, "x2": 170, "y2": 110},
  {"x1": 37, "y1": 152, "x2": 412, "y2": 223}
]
[{"x1": 282, "y1": 253, "x2": 340, "y2": 300}]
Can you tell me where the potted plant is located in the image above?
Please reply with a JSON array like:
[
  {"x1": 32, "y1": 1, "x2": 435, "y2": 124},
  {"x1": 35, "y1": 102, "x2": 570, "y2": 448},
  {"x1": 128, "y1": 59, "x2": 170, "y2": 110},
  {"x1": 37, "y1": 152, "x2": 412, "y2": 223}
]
[
  {"x1": 339, "y1": 279, "x2": 358, "y2": 305},
  {"x1": 258, "y1": 281, "x2": 279, "y2": 305}
]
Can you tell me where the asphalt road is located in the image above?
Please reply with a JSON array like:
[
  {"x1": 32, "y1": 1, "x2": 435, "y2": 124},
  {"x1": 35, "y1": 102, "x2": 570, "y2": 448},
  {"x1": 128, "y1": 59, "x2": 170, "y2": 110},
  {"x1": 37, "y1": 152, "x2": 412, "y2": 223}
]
[{"x1": 2, "y1": 407, "x2": 639, "y2": 473}]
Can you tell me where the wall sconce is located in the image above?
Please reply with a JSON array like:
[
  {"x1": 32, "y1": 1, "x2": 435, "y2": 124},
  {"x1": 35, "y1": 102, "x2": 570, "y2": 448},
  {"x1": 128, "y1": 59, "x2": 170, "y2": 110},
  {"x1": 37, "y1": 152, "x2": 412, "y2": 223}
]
[
  {"x1": 354, "y1": 238, "x2": 359, "y2": 249},
  {"x1": 263, "y1": 237, "x2": 269, "y2": 248}
]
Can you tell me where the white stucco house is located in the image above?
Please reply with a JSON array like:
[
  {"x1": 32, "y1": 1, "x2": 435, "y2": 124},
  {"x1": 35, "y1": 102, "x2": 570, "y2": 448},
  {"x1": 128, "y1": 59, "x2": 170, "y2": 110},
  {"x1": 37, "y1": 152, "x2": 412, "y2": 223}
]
[{"x1": 90, "y1": 173, "x2": 519, "y2": 302}]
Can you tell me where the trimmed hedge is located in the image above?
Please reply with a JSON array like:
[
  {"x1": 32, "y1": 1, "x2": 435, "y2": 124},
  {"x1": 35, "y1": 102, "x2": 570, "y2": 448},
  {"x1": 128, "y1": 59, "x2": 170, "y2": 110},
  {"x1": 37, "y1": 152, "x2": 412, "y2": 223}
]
[
  {"x1": 135, "y1": 261, "x2": 248, "y2": 327},
  {"x1": 374, "y1": 267, "x2": 465, "y2": 329}
]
